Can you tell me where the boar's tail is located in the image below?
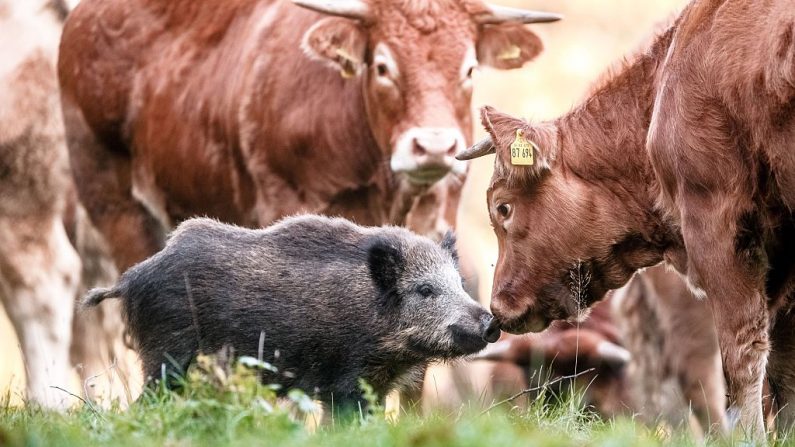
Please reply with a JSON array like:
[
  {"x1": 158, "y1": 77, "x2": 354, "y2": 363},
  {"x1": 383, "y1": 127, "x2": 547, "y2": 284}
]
[{"x1": 82, "y1": 287, "x2": 122, "y2": 308}]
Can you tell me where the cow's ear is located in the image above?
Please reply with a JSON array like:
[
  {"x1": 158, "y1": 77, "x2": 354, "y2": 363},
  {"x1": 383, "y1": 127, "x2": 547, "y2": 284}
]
[
  {"x1": 477, "y1": 24, "x2": 543, "y2": 70},
  {"x1": 472, "y1": 336, "x2": 535, "y2": 363},
  {"x1": 366, "y1": 237, "x2": 405, "y2": 296},
  {"x1": 478, "y1": 106, "x2": 558, "y2": 180},
  {"x1": 594, "y1": 340, "x2": 631, "y2": 369},
  {"x1": 301, "y1": 17, "x2": 367, "y2": 78}
]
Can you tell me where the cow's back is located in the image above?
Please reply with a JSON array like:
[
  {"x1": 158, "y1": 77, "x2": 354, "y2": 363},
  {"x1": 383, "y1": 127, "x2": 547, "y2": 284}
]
[
  {"x1": 58, "y1": 0, "x2": 380, "y2": 226},
  {"x1": 60, "y1": 0, "x2": 143, "y2": 144},
  {"x1": 649, "y1": 0, "x2": 795, "y2": 210}
]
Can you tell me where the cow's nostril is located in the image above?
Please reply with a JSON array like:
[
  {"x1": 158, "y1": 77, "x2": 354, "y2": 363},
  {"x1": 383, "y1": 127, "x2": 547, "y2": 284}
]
[
  {"x1": 446, "y1": 142, "x2": 457, "y2": 156},
  {"x1": 412, "y1": 138, "x2": 426, "y2": 156}
]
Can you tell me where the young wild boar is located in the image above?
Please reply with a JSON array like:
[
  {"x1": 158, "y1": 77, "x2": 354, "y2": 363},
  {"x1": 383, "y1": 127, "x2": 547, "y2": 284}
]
[{"x1": 83, "y1": 215, "x2": 499, "y2": 408}]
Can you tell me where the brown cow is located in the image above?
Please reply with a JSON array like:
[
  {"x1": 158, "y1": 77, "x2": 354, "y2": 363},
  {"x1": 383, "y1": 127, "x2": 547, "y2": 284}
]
[
  {"x1": 57, "y1": 0, "x2": 561, "y2": 275},
  {"x1": 459, "y1": 0, "x2": 795, "y2": 439},
  {"x1": 422, "y1": 298, "x2": 631, "y2": 416}
]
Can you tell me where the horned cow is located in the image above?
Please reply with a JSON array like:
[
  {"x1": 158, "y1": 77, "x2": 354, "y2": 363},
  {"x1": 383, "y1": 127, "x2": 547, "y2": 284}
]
[
  {"x1": 57, "y1": 0, "x2": 559, "y2": 407},
  {"x1": 460, "y1": 0, "x2": 795, "y2": 439},
  {"x1": 57, "y1": 0, "x2": 560, "y2": 275},
  {"x1": 472, "y1": 298, "x2": 633, "y2": 417}
]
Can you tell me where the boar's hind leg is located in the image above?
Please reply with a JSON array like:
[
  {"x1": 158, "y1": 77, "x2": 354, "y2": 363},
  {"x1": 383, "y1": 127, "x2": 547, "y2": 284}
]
[
  {"x1": 62, "y1": 100, "x2": 166, "y2": 272},
  {"x1": 768, "y1": 308, "x2": 795, "y2": 434}
]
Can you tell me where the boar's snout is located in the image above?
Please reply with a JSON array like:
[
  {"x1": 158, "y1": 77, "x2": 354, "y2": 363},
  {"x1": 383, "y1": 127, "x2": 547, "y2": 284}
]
[
  {"x1": 483, "y1": 314, "x2": 501, "y2": 344},
  {"x1": 450, "y1": 308, "x2": 500, "y2": 354}
]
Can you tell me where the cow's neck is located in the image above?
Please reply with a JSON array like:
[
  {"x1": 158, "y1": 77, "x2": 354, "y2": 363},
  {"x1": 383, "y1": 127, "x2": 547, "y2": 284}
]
[
  {"x1": 239, "y1": 6, "x2": 462, "y2": 229},
  {"x1": 556, "y1": 23, "x2": 680, "y2": 250},
  {"x1": 241, "y1": 10, "x2": 399, "y2": 225}
]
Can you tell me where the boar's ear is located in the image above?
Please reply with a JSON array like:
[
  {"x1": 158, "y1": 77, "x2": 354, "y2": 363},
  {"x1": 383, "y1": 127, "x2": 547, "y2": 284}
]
[
  {"x1": 477, "y1": 24, "x2": 543, "y2": 70},
  {"x1": 440, "y1": 230, "x2": 459, "y2": 265},
  {"x1": 301, "y1": 17, "x2": 367, "y2": 79},
  {"x1": 366, "y1": 237, "x2": 405, "y2": 294}
]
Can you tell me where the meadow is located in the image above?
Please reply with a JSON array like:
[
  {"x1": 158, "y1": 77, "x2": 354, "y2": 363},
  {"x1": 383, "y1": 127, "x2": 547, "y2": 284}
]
[{"x1": 0, "y1": 357, "x2": 737, "y2": 447}]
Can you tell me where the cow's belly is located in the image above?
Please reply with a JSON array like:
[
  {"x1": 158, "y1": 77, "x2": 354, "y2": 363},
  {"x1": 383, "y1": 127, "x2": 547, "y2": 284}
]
[
  {"x1": 319, "y1": 187, "x2": 388, "y2": 227},
  {"x1": 132, "y1": 148, "x2": 258, "y2": 230}
]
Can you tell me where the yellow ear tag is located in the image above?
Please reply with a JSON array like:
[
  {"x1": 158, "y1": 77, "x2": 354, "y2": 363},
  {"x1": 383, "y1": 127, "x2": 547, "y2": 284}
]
[
  {"x1": 497, "y1": 44, "x2": 522, "y2": 61},
  {"x1": 335, "y1": 48, "x2": 358, "y2": 79},
  {"x1": 510, "y1": 129, "x2": 535, "y2": 166}
]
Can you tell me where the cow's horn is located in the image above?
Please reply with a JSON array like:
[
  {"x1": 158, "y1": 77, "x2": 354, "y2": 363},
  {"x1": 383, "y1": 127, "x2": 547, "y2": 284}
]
[
  {"x1": 292, "y1": 0, "x2": 371, "y2": 21},
  {"x1": 456, "y1": 137, "x2": 496, "y2": 161},
  {"x1": 478, "y1": 4, "x2": 562, "y2": 25}
]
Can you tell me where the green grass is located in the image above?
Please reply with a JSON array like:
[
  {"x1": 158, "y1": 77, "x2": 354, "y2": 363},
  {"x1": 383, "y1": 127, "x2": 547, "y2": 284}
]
[{"x1": 0, "y1": 357, "x2": 783, "y2": 446}]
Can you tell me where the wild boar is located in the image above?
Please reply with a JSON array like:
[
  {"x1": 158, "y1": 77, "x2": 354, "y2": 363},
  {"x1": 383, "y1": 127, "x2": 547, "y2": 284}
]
[{"x1": 83, "y1": 215, "x2": 499, "y2": 409}]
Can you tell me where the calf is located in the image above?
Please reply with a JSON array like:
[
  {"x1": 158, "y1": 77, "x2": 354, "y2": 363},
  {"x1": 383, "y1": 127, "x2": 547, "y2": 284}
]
[
  {"x1": 83, "y1": 216, "x2": 500, "y2": 409},
  {"x1": 459, "y1": 1, "x2": 795, "y2": 438}
]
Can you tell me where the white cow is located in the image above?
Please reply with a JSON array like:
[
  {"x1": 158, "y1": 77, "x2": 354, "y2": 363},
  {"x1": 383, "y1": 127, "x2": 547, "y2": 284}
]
[{"x1": 0, "y1": 0, "x2": 137, "y2": 408}]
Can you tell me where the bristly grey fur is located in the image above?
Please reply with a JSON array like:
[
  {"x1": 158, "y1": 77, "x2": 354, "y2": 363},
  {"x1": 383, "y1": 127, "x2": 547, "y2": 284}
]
[{"x1": 83, "y1": 215, "x2": 497, "y2": 411}]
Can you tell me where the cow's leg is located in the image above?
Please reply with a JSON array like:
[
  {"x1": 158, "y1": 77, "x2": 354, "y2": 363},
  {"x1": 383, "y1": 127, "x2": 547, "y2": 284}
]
[
  {"x1": 768, "y1": 308, "x2": 795, "y2": 433},
  {"x1": 62, "y1": 101, "x2": 165, "y2": 271},
  {"x1": 0, "y1": 216, "x2": 80, "y2": 409},
  {"x1": 680, "y1": 200, "x2": 768, "y2": 440}
]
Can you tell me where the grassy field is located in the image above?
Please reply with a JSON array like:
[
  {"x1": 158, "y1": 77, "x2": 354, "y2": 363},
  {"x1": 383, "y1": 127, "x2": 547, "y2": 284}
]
[
  {"x1": 0, "y1": 362, "x2": 662, "y2": 447},
  {"x1": 0, "y1": 357, "x2": 778, "y2": 447}
]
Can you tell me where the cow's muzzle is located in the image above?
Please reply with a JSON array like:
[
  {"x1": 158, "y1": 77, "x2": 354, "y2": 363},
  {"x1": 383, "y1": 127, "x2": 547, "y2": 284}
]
[
  {"x1": 391, "y1": 128, "x2": 467, "y2": 184},
  {"x1": 491, "y1": 290, "x2": 552, "y2": 335}
]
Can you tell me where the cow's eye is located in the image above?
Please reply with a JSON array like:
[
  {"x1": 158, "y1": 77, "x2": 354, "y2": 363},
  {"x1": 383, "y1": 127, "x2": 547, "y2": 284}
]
[
  {"x1": 496, "y1": 203, "x2": 512, "y2": 219},
  {"x1": 376, "y1": 63, "x2": 389, "y2": 77},
  {"x1": 418, "y1": 284, "x2": 435, "y2": 298},
  {"x1": 466, "y1": 66, "x2": 475, "y2": 78}
]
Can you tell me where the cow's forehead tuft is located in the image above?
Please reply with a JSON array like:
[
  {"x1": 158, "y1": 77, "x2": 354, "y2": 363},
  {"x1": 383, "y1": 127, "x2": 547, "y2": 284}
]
[{"x1": 370, "y1": 0, "x2": 486, "y2": 35}]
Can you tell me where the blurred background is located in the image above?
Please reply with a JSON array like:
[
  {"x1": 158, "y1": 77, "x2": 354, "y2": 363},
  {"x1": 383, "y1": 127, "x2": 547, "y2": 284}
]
[{"x1": 0, "y1": 0, "x2": 689, "y2": 401}]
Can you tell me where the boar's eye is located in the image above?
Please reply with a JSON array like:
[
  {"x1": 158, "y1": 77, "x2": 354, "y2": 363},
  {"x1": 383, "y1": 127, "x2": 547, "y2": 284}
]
[
  {"x1": 418, "y1": 284, "x2": 435, "y2": 298},
  {"x1": 496, "y1": 203, "x2": 513, "y2": 219}
]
